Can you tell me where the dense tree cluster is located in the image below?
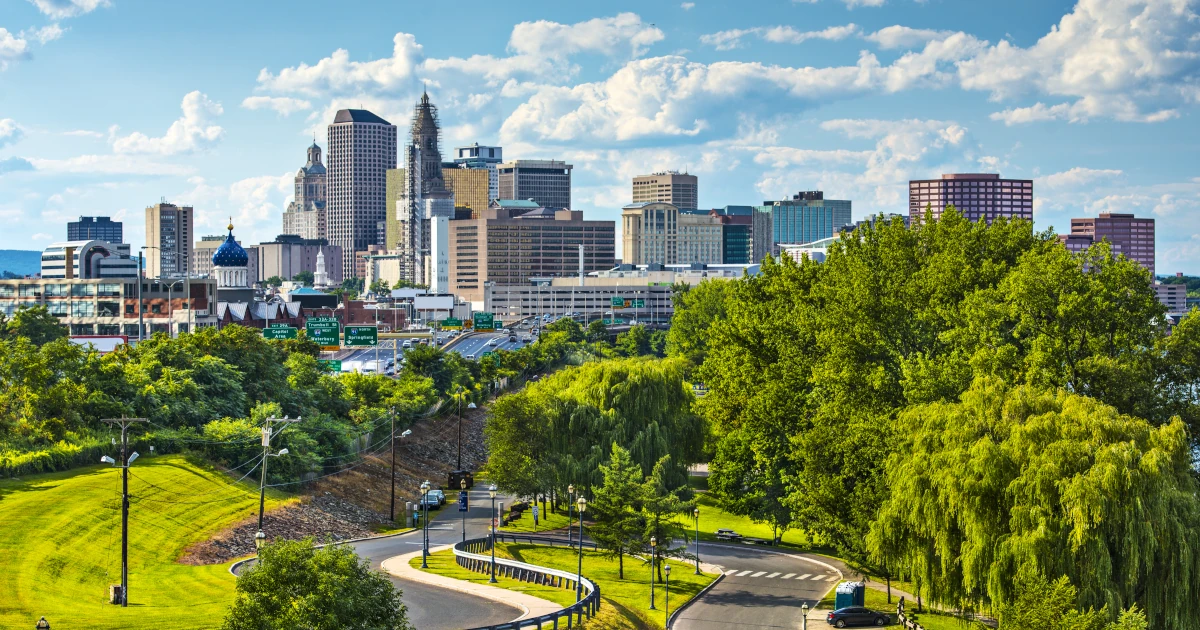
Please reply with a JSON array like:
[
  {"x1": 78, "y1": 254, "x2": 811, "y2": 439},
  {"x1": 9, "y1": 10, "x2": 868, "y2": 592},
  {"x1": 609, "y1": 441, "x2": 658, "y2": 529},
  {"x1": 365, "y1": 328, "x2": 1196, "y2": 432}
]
[{"x1": 671, "y1": 209, "x2": 1200, "y2": 626}]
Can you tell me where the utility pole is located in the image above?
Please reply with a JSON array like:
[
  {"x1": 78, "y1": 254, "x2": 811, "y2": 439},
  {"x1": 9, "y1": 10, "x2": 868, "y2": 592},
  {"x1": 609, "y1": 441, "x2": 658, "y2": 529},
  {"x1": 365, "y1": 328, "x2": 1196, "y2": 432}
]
[
  {"x1": 137, "y1": 251, "x2": 144, "y2": 342},
  {"x1": 257, "y1": 415, "x2": 300, "y2": 544},
  {"x1": 101, "y1": 416, "x2": 147, "y2": 607}
]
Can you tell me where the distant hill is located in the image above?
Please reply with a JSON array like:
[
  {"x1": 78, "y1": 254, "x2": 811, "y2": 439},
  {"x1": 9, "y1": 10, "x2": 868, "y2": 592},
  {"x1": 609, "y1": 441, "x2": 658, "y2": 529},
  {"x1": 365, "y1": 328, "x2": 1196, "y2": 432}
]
[{"x1": 0, "y1": 250, "x2": 41, "y2": 277}]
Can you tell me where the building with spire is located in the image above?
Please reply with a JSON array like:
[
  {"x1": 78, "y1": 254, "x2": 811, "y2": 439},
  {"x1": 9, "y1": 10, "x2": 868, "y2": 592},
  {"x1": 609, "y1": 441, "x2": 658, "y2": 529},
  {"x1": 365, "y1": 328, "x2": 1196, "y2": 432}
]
[
  {"x1": 313, "y1": 246, "x2": 332, "y2": 289},
  {"x1": 396, "y1": 90, "x2": 454, "y2": 285},
  {"x1": 212, "y1": 220, "x2": 256, "y2": 304},
  {"x1": 282, "y1": 140, "x2": 328, "y2": 240}
]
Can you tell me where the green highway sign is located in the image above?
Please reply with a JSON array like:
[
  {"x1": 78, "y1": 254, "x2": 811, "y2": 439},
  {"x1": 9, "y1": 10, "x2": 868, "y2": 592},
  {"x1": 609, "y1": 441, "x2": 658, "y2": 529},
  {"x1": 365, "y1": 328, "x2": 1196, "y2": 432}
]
[
  {"x1": 262, "y1": 326, "x2": 297, "y2": 340},
  {"x1": 442, "y1": 317, "x2": 463, "y2": 330},
  {"x1": 344, "y1": 325, "x2": 378, "y2": 347},
  {"x1": 632, "y1": 299, "x2": 645, "y2": 308},
  {"x1": 480, "y1": 351, "x2": 496, "y2": 360},
  {"x1": 611, "y1": 297, "x2": 624, "y2": 307},
  {"x1": 472, "y1": 312, "x2": 495, "y2": 332},
  {"x1": 306, "y1": 320, "x2": 340, "y2": 346},
  {"x1": 318, "y1": 359, "x2": 342, "y2": 372}
]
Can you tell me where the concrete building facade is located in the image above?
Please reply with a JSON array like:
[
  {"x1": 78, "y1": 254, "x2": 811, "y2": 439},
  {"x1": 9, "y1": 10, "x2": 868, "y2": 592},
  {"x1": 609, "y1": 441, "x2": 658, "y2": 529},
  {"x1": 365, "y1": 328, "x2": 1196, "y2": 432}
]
[
  {"x1": 498, "y1": 160, "x2": 572, "y2": 210},
  {"x1": 145, "y1": 202, "x2": 194, "y2": 278},
  {"x1": 281, "y1": 142, "x2": 328, "y2": 240},
  {"x1": 327, "y1": 109, "x2": 397, "y2": 275},
  {"x1": 632, "y1": 171, "x2": 698, "y2": 210},
  {"x1": 68, "y1": 216, "x2": 123, "y2": 243},
  {"x1": 256, "y1": 235, "x2": 343, "y2": 286},
  {"x1": 908, "y1": 173, "x2": 1033, "y2": 224},
  {"x1": 449, "y1": 207, "x2": 616, "y2": 303},
  {"x1": 758, "y1": 191, "x2": 851, "y2": 247},
  {"x1": 0, "y1": 277, "x2": 218, "y2": 337},
  {"x1": 622, "y1": 202, "x2": 725, "y2": 265},
  {"x1": 41, "y1": 241, "x2": 138, "y2": 279},
  {"x1": 678, "y1": 210, "x2": 724, "y2": 265}
]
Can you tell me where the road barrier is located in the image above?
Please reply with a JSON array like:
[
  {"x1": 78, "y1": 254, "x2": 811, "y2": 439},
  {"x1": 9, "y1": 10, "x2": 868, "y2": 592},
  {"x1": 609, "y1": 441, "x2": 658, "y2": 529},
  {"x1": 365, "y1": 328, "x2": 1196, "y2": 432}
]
[
  {"x1": 453, "y1": 536, "x2": 601, "y2": 629},
  {"x1": 896, "y1": 597, "x2": 926, "y2": 629}
]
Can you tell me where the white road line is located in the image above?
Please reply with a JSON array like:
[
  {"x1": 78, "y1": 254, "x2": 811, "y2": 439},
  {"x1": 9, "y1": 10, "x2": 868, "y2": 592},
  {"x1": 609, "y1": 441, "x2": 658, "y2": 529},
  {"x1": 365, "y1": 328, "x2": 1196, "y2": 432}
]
[
  {"x1": 767, "y1": 572, "x2": 781, "y2": 578},
  {"x1": 751, "y1": 571, "x2": 767, "y2": 577},
  {"x1": 826, "y1": 575, "x2": 840, "y2": 581},
  {"x1": 797, "y1": 574, "x2": 812, "y2": 580},
  {"x1": 810, "y1": 574, "x2": 828, "y2": 580},
  {"x1": 725, "y1": 569, "x2": 739, "y2": 575},
  {"x1": 782, "y1": 573, "x2": 796, "y2": 579},
  {"x1": 736, "y1": 570, "x2": 753, "y2": 577}
]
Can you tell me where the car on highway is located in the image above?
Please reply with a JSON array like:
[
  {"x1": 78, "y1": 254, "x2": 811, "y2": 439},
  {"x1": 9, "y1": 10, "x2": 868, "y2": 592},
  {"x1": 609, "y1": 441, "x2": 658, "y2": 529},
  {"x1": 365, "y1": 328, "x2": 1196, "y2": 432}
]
[
  {"x1": 826, "y1": 607, "x2": 889, "y2": 627},
  {"x1": 465, "y1": 353, "x2": 476, "y2": 360},
  {"x1": 508, "y1": 335, "x2": 517, "y2": 342},
  {"x1": 487, "y1": 338, "x2": 499, "y2": 346},
  {"x1": 402, "y1": 340, "x2": 413, "y2": 349}
]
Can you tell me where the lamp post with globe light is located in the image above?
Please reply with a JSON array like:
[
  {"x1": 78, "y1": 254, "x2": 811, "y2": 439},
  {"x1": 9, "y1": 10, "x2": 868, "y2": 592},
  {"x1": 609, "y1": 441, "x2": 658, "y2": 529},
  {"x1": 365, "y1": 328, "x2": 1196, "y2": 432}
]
[
  {"x1": 567, "y1": 483, "x2": 576, "y2": 544},
  {"x1": 575, "y1": 496, "x2": 587, "y2": 602},
  {"x1": 665, "y1": 563, "x2": 672, "y2": 628},
  {"x1": 693, "y1": 507, "x2": 701, "y2": 574},
  {"x1": 420, "y1": 480, "x2": 431, "y2": 568},
  {"x1": 649, "y1": 536, "x2": 657, "y2": 610},
  {"x1": 460, "y1": 478, "x2": 468, "y2": 542},
  {"x1": 489, "y1": 483, "x2": 498, "y2": 583}
]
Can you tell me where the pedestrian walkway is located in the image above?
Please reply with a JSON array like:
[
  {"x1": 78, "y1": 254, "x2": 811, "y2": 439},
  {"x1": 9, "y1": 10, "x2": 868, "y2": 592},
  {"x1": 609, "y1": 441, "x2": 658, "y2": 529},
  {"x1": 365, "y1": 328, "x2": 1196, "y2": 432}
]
[
  {"x1": 380, "y1": 546, "x2": 562, "y2": 621},
  {"x1": 720, "y1": 568, "x2": 840, "y2": 581}
]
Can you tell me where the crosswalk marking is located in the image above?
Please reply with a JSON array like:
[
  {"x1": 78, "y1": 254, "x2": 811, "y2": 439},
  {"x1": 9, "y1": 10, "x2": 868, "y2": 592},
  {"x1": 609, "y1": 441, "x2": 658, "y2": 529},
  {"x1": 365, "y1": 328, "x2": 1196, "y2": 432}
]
[
  {"x1": 725, "y1": 569, "x2": 739, "y2": 575},
  {"x1": 811, "y1": 574, "x2": 828, "y2": 580},
  {"x1": 797, "y1": 574, "x2": 812, "y2": 580},
  {"x1": 782, "y1": 573, "x2": 796, "y2": 579},
  {"x1": 751, "y1": 571, "x2": 767, "y2": 577},
  {"x1": 767, "y1": 572, "x2": 781, "y2": 578},
  {"x1": 736, "y1": 570, "x2": 753, "y2": 577}
]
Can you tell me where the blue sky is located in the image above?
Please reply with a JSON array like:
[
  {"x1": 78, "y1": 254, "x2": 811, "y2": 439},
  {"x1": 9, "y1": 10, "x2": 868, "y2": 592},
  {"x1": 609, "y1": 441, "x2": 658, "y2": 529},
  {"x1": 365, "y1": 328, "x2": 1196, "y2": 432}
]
[{"x1": 2, "y1": 0, "x2": 1200, "y2": 271}]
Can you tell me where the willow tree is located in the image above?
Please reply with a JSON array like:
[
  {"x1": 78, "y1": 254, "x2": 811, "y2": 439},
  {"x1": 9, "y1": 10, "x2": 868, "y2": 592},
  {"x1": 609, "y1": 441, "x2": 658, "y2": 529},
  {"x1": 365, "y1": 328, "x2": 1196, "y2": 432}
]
[{"x1": 867, "y1": 380, "x2": 1200, "y2": 628}]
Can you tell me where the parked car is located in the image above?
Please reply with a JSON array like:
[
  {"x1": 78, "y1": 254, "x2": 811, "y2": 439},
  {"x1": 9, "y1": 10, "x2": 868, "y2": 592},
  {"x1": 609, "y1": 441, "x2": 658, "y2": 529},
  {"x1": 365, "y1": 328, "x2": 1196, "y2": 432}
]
[
  {"x1": 826, "y1": 607, "x2": 889, "y2": 627},
  {"x1": 418, "y1": 494, "x2": 440, "y2": 509},
  {"x1": 428, "y1": 489, "x2": 446, "y2": 505}
]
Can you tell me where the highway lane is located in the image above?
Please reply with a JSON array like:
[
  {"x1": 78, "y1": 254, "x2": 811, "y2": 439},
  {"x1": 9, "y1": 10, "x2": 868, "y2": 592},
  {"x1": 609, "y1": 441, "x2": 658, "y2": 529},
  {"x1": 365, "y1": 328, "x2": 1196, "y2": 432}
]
[
  {"x1": 353, "y1": 485, "x2": 522, "y2": 630},
  {"x1": 674, "y1": 543, "x2": 842, "y2": 630}
]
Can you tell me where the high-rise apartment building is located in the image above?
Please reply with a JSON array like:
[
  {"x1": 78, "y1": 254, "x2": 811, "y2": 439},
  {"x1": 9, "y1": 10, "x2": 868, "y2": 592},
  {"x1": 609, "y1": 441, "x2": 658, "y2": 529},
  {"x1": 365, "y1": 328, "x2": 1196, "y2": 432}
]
[
  {"x1": 68, "y1": 216, "x2": 123, "y2": 243},
  {"x1": 1060, "y1": 212, "x2": 1156, "y2": 278},
  {"x1": 498, "y1": 160, "x2": 572, "y2": 210},
  {"x1": 327, "y1": 109, "x2": 397, "y2": 275},
  {"x1": 282, "y1": 142, "x2": 327, "y2": 240},
  {"x1": 41, "y1": 240, "x2": 138, "y2": 279},
  {"x1": 449, "y1": 206, "x2": 616, "y2": 303},
  {"x1": 454, "y1": 143, "x2": 503, "y2": 203},
  {"x1": 908, "y1": 173, "x2": 1033, "y2": 224},
  {"x1": 632, "y1": 171, "x2": 698, "y2": 209},
  {"x1": 145, "y1": 201, "x2": 194, "y2": 278},
  {"x1": 757, "y1": 191, "x2": 851, "y2": 246},
  {"x1": 621, "y1": 202, "x2": 724, "y2": 265}
]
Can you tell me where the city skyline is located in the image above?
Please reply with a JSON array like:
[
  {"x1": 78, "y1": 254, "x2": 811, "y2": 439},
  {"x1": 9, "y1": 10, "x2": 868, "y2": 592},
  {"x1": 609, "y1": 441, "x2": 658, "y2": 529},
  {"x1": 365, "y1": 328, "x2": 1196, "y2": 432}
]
[{"x1": 2, "y1": 1, "x2": 1199, "y2": 271}]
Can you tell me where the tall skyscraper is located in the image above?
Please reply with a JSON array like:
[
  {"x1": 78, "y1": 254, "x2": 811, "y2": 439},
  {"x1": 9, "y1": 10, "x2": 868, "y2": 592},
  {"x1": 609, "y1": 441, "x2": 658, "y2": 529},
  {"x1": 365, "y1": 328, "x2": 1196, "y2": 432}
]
[
  {"x1": 396, "y1": 92, "x2": 453, "y2": 284},
  {"x1": 498, "y1": 159, "x2": 572, "y2": 209},
  {"x1": 1060, "y1": 212, "x2": 1156, "y2": 277},
  {"x1": 757, "y1": 191, "x2": 851, "y2": 246},
  {"x1": 443, "y1": 168, "x2": 490, "y2": 217},
  {"x1": 454, "y1": 143, "x2": 503, "y2": 203},
  {"x1": 145, "y1": 201, "x2": 194, "y2": 278},
  {"x1": 908, "y1": 173, "x2": 1033, "y2": 224},
  {"x1": 327, "y1": 109, "x2": 397, "y2": 275},
  {"x1": 633, "y1": 171, "x2": 698, "y2": 209},
  {"x1": 68, "y1": 216, "x2": 123, "y2": 243},
  {"x1": 282, "y1": 141, "x2": 327, "y2": 240}
]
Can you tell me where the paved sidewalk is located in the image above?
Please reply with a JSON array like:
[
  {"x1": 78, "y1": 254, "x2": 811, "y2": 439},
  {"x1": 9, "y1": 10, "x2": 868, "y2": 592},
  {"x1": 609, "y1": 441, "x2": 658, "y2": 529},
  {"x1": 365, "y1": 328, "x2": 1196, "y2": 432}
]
[{"x1": 380, "y1": 545, "x2": 562, "y2": 621}]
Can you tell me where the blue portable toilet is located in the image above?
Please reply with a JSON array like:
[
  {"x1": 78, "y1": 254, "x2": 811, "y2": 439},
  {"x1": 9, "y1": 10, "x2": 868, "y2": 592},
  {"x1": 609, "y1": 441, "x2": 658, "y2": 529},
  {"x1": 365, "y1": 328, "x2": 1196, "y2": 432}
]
[{"x1": 834, "y1": 581, "x2": 866, "y2": 609}]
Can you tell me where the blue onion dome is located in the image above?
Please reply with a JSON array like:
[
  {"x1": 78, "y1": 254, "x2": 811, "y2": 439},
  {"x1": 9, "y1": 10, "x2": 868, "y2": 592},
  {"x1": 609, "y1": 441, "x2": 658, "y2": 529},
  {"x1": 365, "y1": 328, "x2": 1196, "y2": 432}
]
[{"x1": 212, "y1": 220, "x2": 249, "y2": 267}]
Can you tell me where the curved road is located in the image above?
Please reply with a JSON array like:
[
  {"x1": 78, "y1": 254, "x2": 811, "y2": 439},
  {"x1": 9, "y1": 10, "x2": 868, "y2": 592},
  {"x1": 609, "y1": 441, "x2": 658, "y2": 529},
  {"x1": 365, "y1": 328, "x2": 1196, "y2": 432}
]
[
  {"x1": 352, "y1": 485, "x2": 522, "y2": 630},
  {"x1": 675, "y1": 543, "x2": 842, "y2": 630}
]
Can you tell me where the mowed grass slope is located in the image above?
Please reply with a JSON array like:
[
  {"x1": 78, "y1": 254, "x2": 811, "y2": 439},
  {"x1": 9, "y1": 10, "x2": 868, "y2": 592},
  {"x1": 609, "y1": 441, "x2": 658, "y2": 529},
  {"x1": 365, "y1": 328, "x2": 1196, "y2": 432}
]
[{"x1": 0, "y1": 454, "x2": 288, "y2": 630}]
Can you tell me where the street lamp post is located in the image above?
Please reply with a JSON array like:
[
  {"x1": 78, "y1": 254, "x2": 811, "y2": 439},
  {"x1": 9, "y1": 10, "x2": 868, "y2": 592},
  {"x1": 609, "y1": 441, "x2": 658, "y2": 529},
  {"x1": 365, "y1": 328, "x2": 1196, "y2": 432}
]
[
  {"x1": 567, "y1": 483, "x2": 576, "y2": 545},
  {"x1": 801, "y1": 603, "x2": 809, "y2": 630},
  {"x1": 460, "y1": 478, "x2": 468, "y2": 542},
  {"x1": 575, "y1": 496, "x2": 587, "y2": 602},
  {"x1": 693, "y1": 507, "x2": 701, "y2": 574},
  {"x1": 665, "y1": 563, "x2": 672, "y2": 629},
  {"x1": 420, "y1": 480, "x2": 431, "y2": 568},
  {"x1": 649, "y1": 536, "x2": 657, "y2": 610},
  {"x1": 489, "y1": 483, "x2": 498, "y2": 583}
]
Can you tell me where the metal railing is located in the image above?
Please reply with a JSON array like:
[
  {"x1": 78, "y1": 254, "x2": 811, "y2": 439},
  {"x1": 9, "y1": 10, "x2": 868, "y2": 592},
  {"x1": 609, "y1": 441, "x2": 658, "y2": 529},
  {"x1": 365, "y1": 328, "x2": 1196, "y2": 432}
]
[
  {"x1": 453, "y1": 537, "x2": 601, "y2": 629},
  {"x1": 896, "y1": 598, "x2": 926, "y2": 630},
  {"x1": 494, "y1": 532, "x2": 598, "y2": 551}
]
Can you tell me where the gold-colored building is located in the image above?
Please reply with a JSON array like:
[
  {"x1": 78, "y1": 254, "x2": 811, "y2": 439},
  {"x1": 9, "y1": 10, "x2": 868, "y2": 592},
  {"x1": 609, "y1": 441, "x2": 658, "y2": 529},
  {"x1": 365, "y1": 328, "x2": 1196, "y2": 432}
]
[{"x1": 385, "y1": 167, "x2": 490, "y2": 251}]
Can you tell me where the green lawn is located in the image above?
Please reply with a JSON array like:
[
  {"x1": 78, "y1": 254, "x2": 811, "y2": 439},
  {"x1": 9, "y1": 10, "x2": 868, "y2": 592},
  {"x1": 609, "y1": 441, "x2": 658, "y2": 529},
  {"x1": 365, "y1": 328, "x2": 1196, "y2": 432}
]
[
  {"x1": 417, "y1": 542, "x2": 717, "y2": 630},
  {"x1": 818, "y1": 584, "x2": 987, "y2": 629},
  {"x1": 0, "y1": 454, "x2": 289, "y2": 630},
  {"x1": 499, "y1": 504, "x2": 573, "y2": 533},
  {"x1": 684, "y1": 492, "x2": 812, "y2": 548}
]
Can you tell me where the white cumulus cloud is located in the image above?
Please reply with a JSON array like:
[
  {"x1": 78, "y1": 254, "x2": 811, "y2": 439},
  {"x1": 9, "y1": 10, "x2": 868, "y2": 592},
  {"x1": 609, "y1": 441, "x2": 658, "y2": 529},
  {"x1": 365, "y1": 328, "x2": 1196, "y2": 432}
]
[
  {"x1": 1038, "y1": 166, "x2": 1124, "y2": 190},
  {"x1": 701, "y1": 24, "x2": 858, "y2": 50},
  {"x1": 27, "y1": 0, "x2": 109, "y2": 19},
  {"x1": 863, "y1": 26, "x2": 956, "y2": 50},
  {"x1": 111, "y1": 91, "x2": 224, "y2": 155},
  {"x1": 241, "y1": 96, "x2": 312, "y2": 116},
  {"x1": 0, "y1": 118, "x2": 23, "y2": 148},
  {"x1": 20, "y1": 23, "x2": 65, "y2": 44},
  {"x1": 0, "y1": 28, "x2": 30, "y2": 70}
]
